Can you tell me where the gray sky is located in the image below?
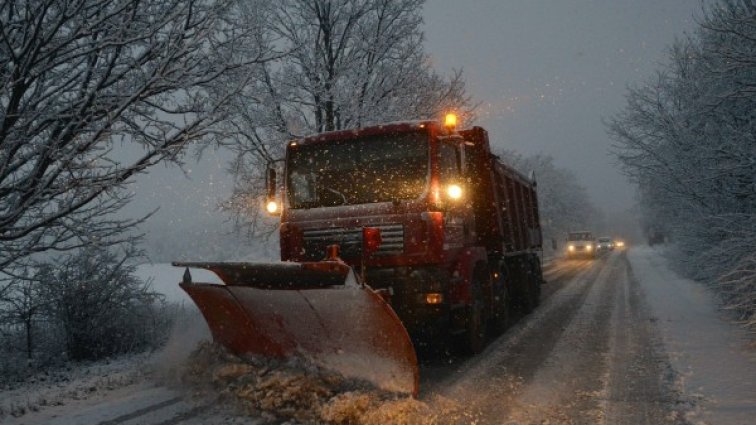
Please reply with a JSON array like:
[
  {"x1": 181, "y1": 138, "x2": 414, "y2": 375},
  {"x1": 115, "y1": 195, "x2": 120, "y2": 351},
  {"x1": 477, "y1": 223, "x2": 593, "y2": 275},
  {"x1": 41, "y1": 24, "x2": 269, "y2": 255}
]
[{"x1": 422, "y1": 0, "x2": 703, "y2": 212}]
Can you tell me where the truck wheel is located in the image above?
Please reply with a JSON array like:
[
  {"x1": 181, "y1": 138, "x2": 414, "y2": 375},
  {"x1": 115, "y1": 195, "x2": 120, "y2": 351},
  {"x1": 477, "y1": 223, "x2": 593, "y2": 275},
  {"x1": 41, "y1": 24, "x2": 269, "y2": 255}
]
[
  {"x1": 527, "y1": 258, "x2": 542, "y2": 310},
  {"x1": 518, "y1": 257, "x2": 540, "y2": 314},
  {"x1": 460, "y1": 266, "x2": 489, "y2": 354},
  {"x1": 490, "y1": 265, "x2": 511, "y2": 335}
]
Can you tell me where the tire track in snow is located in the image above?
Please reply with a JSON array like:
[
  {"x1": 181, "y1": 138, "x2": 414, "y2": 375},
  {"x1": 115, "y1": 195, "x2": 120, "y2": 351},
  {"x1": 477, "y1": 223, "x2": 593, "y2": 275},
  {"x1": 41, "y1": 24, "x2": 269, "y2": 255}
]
[
  {"x1": 603, "y1": 254, "x2": 687, "y2": 425},
  {"x1": 148, "y1": 402, "x2": 215, "y2": 425},
  {"x1": 504, "y1": 253, "x2": 621, "y2": 424},
  {"x1": 541, "y1": 258, "x2": 595, "y2": 300},
  {"x1": 428, "y1": 255, "x2": 613, "y2": 420},
  {"x1": 96, "y1": 397, "x2": 183, "y2": 425},
  {"x1": 418, "y1": 258, "x2": 595, "y2": 396},
  {"x1": 95, "y1": 397, "x2": 221, "y2": 425}
]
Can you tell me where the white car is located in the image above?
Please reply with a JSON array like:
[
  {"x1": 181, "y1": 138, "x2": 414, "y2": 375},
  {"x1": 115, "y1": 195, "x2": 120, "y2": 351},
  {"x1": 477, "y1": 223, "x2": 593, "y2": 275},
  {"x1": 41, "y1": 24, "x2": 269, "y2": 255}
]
[
  {"x1": 597, "y1": 236, "x2": 614, "y2": 252},
  {"x1": 566, "y1": 231, "x2": 596, "y2": 259}
]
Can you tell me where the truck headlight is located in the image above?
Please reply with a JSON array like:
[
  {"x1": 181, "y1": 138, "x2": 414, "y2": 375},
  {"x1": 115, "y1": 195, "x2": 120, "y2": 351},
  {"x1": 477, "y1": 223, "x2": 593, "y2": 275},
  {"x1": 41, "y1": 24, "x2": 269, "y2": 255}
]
[
  {"x1": 266, "y1": 200, "x2": 279, "y2": 214},
  {"x1": 568, "y1": 245, "x2": 575, "y2": 251},
  {"x1": 446, "y1": 184, "x2": 463, "y2": 200}
]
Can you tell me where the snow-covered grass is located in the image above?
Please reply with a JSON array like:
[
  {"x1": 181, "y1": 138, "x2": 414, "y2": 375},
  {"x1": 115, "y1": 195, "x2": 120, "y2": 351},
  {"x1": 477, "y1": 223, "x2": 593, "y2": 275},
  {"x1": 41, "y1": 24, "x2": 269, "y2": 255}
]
[
  {"x1": 0, "y1": 352, "x2": 150, "y2": 419},
  {"x1": 0, "y1": 264, "x2": 216, "y2": 422}
]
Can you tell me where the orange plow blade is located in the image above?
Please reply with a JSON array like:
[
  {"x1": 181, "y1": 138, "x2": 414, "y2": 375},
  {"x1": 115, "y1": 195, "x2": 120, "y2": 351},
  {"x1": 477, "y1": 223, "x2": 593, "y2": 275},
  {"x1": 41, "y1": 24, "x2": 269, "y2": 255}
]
[{"x1": 174, "y1": 261, "x2": 419, "y2": 396}]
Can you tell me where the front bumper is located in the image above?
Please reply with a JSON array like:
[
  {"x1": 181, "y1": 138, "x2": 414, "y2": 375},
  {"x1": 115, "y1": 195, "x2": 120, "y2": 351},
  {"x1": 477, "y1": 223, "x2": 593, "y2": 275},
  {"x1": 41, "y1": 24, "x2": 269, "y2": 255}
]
[
  {"x1": 567, "y1": 248, "x2": 595, "y2": 257},
  {"x1": 366, "y1": 266, "x2": 451, "y2": 338}
]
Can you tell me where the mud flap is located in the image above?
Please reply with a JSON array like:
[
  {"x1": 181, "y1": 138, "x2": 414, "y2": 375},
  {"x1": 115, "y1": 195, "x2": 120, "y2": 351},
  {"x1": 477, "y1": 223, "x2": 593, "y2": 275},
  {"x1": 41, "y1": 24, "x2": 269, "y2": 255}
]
[{"x1": 174, "y1": 261, "x2": 419, "y2": 397}]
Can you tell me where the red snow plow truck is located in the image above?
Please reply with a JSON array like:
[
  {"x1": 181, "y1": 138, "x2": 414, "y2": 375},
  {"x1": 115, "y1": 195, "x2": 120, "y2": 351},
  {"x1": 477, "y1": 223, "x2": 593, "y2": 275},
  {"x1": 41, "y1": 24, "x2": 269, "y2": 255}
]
[{"x1": 176, "y1": 115, "x2": 544, "y2": 397}]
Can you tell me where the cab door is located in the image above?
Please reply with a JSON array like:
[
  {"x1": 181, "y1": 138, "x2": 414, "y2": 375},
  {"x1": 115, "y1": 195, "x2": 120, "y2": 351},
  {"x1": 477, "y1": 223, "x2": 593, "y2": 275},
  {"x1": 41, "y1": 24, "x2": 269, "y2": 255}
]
[{"x1": 438, "y1": 139, "x2": 473, "y2": 248}]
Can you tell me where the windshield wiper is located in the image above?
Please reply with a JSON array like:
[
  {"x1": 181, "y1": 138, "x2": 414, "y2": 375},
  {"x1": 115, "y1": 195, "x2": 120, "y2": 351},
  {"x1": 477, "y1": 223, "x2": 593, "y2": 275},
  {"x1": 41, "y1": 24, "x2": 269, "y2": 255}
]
[{"x1": 324, "y1": 187, "x2": 347, "y2": 205}]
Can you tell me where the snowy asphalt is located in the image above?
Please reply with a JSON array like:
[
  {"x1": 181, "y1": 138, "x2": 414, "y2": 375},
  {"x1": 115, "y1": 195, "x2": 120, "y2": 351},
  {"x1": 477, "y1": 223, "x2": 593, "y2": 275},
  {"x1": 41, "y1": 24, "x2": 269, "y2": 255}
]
[
  {"x1": 423, "y1": 252, "x2": 683, "y2": 424},
  {"x1": 4, "y1": 248, "x2": 755, "y2": 424}
]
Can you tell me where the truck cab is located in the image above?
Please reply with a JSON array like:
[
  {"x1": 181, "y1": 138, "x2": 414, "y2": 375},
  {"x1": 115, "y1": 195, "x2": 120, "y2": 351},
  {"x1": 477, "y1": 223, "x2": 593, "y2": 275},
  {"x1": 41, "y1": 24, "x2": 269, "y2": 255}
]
[{"x1": 268, "y1": 118, "x2": 543, "y2": 352}]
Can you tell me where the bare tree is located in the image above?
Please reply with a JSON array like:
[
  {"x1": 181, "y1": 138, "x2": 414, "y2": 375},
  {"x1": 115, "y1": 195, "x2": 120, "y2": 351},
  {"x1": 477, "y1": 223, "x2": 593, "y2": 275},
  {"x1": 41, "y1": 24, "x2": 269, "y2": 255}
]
[
  {"x1": 223, "y1": 0, "x2": 472, "y2": 235},
  {"x1": 0, "y1": 266, "x2": 46, "y2": 360},
  {"x1": 37, "y1": 243, "x2": 163, "y2": 361},
  {"x1": 0, "y1": 0, "x2": 272, "y2": 276}
]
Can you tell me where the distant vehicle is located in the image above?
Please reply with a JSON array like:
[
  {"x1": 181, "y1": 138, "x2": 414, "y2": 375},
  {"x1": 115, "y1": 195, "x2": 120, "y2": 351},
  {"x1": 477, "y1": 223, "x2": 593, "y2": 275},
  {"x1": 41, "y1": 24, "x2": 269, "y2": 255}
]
[
  {"x1": 566, "y1": 231, "x2": 595, "y2": 259},
  {"x1": 645, "y1": 225, "x2": 667, "y2": 246},
  {"x1": 597, "y1": 236, "x2": 614, "y2": 252},
  {"x1": 613, "y1": 239, "x2": 626, "y2": 250}
]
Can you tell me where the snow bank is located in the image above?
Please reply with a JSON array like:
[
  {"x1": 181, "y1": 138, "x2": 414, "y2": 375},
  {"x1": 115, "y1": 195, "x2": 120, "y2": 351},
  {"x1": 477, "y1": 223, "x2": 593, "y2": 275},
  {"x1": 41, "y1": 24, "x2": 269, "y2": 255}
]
[{"x1": 627, "y1": 246, "x2": 756, "y2": 425}]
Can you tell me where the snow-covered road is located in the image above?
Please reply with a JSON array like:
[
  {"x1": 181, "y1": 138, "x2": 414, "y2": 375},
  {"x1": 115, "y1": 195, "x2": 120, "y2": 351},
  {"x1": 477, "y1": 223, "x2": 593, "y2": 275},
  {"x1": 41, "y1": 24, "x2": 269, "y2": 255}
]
[
  {"x1": 2, "y1": 248, "x2": 754, "y2": 424},
  {"x1": 422, "y1": 248, "x2": 755, "y2": 424}
]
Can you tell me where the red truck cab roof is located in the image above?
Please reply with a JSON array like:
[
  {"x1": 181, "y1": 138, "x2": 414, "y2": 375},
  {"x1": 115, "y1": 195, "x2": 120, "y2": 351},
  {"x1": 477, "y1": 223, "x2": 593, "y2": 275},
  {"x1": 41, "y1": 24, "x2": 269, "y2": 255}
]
[{"x1": 290, "y1": 120, "x2": 439, "y2": 147}]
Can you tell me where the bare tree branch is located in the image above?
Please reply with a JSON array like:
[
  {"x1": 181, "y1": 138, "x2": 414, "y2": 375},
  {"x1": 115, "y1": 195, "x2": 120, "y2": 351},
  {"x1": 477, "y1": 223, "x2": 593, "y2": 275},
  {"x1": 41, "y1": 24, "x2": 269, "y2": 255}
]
[{"x1": 0, "y1": 0, "x2": 274, "y2": 272}]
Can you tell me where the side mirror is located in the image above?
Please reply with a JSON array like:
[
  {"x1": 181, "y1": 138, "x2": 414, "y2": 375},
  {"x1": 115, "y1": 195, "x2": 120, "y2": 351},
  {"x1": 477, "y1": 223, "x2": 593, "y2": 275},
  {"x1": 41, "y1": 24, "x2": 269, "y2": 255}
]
[{"x1": 266, "y1": 168, "x2": 277, "y2": 199}]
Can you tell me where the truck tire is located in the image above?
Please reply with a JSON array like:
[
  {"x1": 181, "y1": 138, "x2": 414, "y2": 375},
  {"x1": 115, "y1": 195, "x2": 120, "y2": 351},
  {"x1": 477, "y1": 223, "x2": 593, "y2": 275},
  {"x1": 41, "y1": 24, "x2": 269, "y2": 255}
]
[
  {"x1": 459, "y1": 265, "x2": 489, "y2": 354},
  {"x1": 490, "y1": 264, "x2": 511, "y2": 335},
  {"x1": 527, "y1": 257, "x2": 542, "y2": 310},
  {"x1": 513, "y1": 256, "x2": 540, "y2": 315}
]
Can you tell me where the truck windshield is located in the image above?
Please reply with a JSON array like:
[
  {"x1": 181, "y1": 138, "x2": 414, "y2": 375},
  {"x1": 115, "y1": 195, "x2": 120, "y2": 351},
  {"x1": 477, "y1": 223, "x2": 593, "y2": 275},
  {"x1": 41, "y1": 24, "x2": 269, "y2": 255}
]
[{"x1": 286, "y1": 132, "x2": 428, "y2": 208}]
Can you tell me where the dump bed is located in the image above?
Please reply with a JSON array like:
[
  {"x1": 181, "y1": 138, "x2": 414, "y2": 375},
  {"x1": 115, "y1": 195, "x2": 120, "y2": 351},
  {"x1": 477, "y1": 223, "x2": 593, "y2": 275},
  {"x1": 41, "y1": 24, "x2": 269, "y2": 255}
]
[{"x1": 460, "y1": 127, "x2": 542, "y2": 255}]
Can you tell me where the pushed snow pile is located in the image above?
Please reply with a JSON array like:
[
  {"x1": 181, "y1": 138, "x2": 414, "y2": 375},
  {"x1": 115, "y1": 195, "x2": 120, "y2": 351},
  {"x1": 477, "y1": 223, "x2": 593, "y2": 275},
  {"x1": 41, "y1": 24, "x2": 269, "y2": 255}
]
[{"x1": 181, "y1": 342, "x2": 477, "y2": 424}]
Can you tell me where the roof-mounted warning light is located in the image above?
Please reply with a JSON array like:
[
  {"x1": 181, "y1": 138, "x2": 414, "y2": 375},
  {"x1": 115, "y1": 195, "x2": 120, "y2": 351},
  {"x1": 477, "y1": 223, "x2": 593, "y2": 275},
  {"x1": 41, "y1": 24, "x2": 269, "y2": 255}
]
[{"x1": 444, "y1": 113, "x2": 457, "y2": 130}]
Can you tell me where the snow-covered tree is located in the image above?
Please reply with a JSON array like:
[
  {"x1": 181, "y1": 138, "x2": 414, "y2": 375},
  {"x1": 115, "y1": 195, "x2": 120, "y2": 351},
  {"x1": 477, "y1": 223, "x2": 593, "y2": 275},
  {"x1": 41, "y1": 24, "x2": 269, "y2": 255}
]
[
  {"x1": 0, "y1": 241, "x2": 169, "y2": 369},
  {"x1": 37, "y1": 244, "x2": 164, "y2": 361},
  {"x1": 0, "y1": 266, "x2": 46, "y2": 360},
  {"x1": 0, "y1": 0, "x2": 272, "y2": 275},
  {"x1": 608, "y1": 0, "x2": 756, "y2": 328},
  {"x1": 222, "y1": 0, "x2": 472, "y2": 235}
]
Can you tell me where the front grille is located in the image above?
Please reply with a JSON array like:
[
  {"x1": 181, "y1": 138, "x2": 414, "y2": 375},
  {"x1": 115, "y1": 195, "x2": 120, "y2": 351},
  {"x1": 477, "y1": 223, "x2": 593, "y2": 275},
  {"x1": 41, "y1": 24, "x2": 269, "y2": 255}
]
[{"x1": 302, "y1": 224, "x2": 404, "y2": 260}]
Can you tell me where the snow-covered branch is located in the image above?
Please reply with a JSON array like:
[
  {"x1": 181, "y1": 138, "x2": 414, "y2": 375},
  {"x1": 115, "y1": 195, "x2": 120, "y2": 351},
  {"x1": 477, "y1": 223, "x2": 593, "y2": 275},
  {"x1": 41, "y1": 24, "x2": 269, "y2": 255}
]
[
  {"x1": 222, "y1": 0, "x2": 473, "y2": 236},
  {"x1": 0, "y1": 0, "x2": 272, "y2": 271}
]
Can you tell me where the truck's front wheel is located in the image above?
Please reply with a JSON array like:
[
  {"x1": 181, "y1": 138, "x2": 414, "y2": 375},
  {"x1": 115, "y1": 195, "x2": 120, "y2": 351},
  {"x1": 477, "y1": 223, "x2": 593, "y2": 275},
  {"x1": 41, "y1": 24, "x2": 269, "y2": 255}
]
[{"x1": 460, "y1": 265, "x2": 489, "y2": 354}]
